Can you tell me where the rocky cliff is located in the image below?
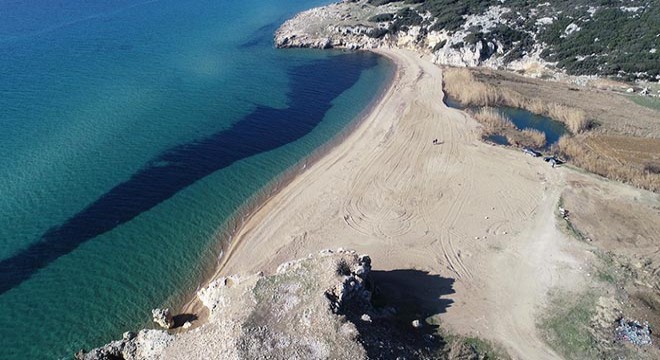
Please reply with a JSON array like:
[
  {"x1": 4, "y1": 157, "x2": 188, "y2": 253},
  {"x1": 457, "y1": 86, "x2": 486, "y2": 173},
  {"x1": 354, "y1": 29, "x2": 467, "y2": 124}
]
[
  {"x1": 77, "y1": 249, "x2": 446, "y2": 360},
  {"x1": 274, "y1": 0, "x2": 549, "y2": 75},
  {"x1": 275, "y1": 0, "x2": 660, "y2": 80}
]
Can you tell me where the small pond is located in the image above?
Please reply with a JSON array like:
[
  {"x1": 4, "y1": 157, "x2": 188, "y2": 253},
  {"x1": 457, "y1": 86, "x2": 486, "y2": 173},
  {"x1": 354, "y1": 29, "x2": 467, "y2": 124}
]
[{"x1": 444, "y1": 95, "x2": 567, "y2": 147}]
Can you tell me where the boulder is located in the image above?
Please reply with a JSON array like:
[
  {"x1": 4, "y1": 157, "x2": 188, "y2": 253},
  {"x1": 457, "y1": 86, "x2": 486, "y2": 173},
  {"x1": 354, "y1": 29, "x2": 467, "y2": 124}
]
[{"x1": 151, "y1": 308, "x2": 174, "y2": 329}]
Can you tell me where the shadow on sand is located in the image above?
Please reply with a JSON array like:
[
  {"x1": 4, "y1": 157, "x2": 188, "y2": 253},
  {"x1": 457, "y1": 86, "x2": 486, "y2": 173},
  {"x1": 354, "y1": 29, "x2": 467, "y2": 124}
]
[{"x1": 352, "y1": 269, "x2": 456, "y2": 359}]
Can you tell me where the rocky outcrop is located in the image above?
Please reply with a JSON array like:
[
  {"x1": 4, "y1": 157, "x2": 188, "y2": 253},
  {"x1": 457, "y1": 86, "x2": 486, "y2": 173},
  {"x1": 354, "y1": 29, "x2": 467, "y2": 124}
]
[
  {"x1": 277, "y1": 0, "x2": 660, "y2": 81},
  {"x1": 274, "y1": 3, "x2": 388, "y2": 51},
  {"x1": 151, "y1": 308, "x2": 174, "y2": 330},
  {"x1": 274, "y1": 1, "x2": 550, "y2": 76},
  {"x1": 78, "y1": 250, "x2": 445, "y2": 359},
  {"x1": 75, "y1": 330, "x2": 172, "y2": 360}
]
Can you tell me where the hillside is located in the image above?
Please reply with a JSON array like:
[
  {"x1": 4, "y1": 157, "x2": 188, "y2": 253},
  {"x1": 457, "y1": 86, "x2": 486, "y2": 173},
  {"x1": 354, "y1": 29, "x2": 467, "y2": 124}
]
[{"x1": 276, "y1": 0, "x2": 660, "y2": 80}]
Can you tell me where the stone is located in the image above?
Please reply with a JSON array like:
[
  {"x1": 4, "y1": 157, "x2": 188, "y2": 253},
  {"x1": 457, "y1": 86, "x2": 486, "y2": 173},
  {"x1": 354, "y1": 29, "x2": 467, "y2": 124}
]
[
  {"x1": 355, "y1": 265, "x2": 368, "y2": 277},
  {"x1": 361, "y1": 314, "x2": 372, "y2": 323},
  {"x1": 412, "y1": 319, "x2": 423, "y2": 328},
  {"x1": 152, "y1": 308, "x2": 174, "y2": 329}
]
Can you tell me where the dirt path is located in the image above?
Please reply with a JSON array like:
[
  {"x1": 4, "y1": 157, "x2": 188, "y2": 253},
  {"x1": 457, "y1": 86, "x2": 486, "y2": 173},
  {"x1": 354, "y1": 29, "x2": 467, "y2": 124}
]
[{"x1": 206, "y1": 49, "x2": 585, "y2": 359}]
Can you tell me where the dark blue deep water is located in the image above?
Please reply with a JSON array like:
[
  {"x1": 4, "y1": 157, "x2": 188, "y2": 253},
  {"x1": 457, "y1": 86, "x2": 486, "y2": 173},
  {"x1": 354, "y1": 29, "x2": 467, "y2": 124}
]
[{"x1": 0, "y1": 0, "x2": 393, "y2": 358}]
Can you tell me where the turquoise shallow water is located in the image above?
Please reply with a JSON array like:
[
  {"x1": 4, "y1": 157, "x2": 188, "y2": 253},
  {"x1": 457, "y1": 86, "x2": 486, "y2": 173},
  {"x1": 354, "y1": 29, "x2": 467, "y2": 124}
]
[{"x1": 0, "y1": 0, "x2": 393, "y2": 358}]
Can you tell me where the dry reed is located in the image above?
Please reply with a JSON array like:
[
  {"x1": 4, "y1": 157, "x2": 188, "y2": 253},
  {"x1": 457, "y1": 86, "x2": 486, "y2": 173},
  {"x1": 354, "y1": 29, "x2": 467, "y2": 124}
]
[
  {"x1": 556, "y1": 135, "x2": 660, "y2": 192},
  {"x1": 443, "y1": 68, "x2": 591, "y2": 134},
  {"x1": 469, "y1": 107, "x2": 515, "y2": 133},
  {"x1": 519, "y1": 129, "x2": 547, "y2": 148},
  {"x1": 469, "y1": 108, "x2": 548, "y2": 148},
  {"x1": 444, "y1": 68, "x2": 658, "y2": 191}
]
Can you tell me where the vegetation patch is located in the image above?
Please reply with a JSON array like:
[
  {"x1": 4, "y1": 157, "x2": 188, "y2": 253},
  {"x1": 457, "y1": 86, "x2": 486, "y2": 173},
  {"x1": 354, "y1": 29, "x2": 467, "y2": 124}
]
[
  {"x1": 443, "y1": 68, "x2": 590, "y2": 134},
  {"x1": 628, "y1": 96, "x2": 660, "y2": 111},
  {"x1": 466, "y1": 107, "x2": 546, "y2": 148},
  {"x1": 443, "y1": 67, "x2": 660, "y2": 192},
  {"x1": 556, "y1": 196, "x2": 588, "y2": 242},
  {"x1": 365, "y1": 0, "x2": 659, "y2": 79},
  {"x1": 555, "y1": 135, "x2": 660, "y2": 192},
  {"x1": 368, "y1": 13, "x2": 394, "y2": 23},
  {"x1": 435, "y1": 329, "x2": 510, "y2": 359},
  {"x1": 540, "y1": 291, "x2": 600, "y2": 360}
]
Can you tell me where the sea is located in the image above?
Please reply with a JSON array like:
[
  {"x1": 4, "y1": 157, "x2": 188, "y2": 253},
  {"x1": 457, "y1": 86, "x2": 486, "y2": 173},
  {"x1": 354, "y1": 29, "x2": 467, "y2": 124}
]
[{"x1": 0, "y1": 0, "x2": 393, "y2": 358}]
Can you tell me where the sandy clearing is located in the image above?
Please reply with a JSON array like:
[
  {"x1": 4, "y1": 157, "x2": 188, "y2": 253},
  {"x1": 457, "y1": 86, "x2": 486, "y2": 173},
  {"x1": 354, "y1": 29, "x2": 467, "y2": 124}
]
[{"x1": 189, "y1": 49, "x2": 586, "y2": 359}]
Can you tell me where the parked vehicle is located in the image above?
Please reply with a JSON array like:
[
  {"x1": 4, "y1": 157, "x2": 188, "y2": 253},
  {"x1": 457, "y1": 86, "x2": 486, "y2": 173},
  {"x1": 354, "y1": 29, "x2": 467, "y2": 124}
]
[{"x1": 522, "y1": 147, "x2": 541, "y2": 157}]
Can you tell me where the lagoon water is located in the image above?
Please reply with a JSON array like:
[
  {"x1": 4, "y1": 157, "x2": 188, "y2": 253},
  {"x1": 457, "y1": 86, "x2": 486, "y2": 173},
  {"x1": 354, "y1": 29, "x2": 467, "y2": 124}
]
[
  {"x1": 444, "y1": 96, "x2": 566, "y2": 147},
  {"x1": 0, "y1": 0, "x2": 392, "y2": 358}
]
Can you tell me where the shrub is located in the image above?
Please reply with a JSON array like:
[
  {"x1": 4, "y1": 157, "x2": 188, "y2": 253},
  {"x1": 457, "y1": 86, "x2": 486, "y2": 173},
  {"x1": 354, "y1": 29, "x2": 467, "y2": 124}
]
[{"x1": 368, "y1": 13, "x2": 394, "y2": 23}]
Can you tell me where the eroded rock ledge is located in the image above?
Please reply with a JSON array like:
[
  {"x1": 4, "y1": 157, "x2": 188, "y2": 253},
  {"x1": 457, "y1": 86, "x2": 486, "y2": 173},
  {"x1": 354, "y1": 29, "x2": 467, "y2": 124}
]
[{"x1": 77, "y1": 249, "x2": 445, "y2": 360}]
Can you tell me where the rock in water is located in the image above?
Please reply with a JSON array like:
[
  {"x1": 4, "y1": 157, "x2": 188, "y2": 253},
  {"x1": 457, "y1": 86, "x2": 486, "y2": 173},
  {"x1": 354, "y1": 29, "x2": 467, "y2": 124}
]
[{"x1": 151, "y1": 308, "x2": 174, "y2": 329}]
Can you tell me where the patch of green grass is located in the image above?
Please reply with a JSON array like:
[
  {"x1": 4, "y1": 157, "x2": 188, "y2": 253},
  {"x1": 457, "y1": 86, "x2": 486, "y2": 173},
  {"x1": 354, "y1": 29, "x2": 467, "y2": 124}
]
[
  {"x1": 556, "y1": 196, "x2": 588, "y2": 242},
  {"x1": 564, "y1": 219, "x2": 587, "y2": 242},
  {"x1": 540, "y1": 291, "x2": 600, "y2": 359},
  {"x1": 596, "y1": 268, "x2": 616, "y2": 284},
  {"x1": 593, "y1": 251, "x2": 621, "y2": 285},
  {"x1": 628, "y1": 96, "x2": 660, "y2": 111},
  {"x1": 436, "y1": 327, "x2": 509, "y2": 359},
  {"x1": 462, "y1": 337, "x2": 509, "y2": 359}
]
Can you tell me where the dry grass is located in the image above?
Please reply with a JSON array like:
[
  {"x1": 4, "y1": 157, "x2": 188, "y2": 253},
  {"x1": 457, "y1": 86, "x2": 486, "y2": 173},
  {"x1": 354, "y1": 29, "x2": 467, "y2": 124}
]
[
  {"x1": 469, "y1": 108, "x2": 548, "y2": 148},
  {"x1": 556, "y1": 135, "x2": 660, "y2": 192},
  {"x1": 444, "y1": 68, "x2": 590, "y2": 134},
  {"x1": 505, "y1": 129, "x2": 546, "y2": 149},
  {"x1": 469, "y1": 107, "x2": 515, "y2": 133},
  {"x1": 585, "y1": 135, "x2": 660, "y2": 166},
  {"x1": 445, "y1": 67, "x2": 660, "y2": 191},
  {"x1": 443, "y1": 68, "x2": 505, "y2": 106},
  {"x1": 547, "y1": 104, "x2": 589, "y2": 134},
  {"x1": 519, "y1": 129, "x2": 547, "y2": 148}
]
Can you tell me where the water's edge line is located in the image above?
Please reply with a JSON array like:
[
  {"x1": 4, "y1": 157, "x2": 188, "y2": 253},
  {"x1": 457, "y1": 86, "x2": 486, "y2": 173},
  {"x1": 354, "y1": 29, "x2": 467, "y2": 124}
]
[{"x1": 174, "y1": 50, "x2": 398, "y2": 323}]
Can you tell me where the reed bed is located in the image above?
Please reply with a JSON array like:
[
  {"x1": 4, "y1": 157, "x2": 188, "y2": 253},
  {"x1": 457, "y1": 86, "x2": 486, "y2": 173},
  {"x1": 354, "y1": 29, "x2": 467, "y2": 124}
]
[
  {"x1": 443, "y1": 68, "x2": 590, "y2": 134},
  {"x1": 504, "y1": 128, "x2": 547, "y2": 149},
  {"x1": 469, "y1": 107, "x2": 515, "y2": 133},
  {"x1": 519, "y1": 129, "x2": 547, "y2": 148},
  {"x1": 469, "y1": 108, "x2": 547, "y2": 148},
  {"x1": 445, "y1": 68, "x2": 659, "y2": 191}
]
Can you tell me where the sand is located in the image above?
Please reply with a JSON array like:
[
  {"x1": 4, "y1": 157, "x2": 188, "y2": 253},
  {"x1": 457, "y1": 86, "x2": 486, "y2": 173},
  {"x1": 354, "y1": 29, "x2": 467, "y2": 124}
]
[{"x1": 186, "y1": 49, "x2": 588, "y2": 359}]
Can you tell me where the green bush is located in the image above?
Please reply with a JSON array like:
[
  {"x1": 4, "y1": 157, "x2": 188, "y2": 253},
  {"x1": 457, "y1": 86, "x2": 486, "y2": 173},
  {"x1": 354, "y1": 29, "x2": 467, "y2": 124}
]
[
  {"x1": 368, "y1": 13, "x2": 394, "y2": 22},
  {"x1": 365, "y1": 0, "x2": 659, "y2": 78}
]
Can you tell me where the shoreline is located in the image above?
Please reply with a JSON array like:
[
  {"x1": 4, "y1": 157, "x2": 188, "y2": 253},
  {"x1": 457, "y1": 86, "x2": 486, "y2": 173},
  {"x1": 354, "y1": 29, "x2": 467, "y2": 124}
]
[
  {"x1": 84, "y1": 46, "x2": 629, "y2": 360},
  {"x1": 175, "y1": 50, "x2": 398, "y2": 324},
  {"x1": 166, "y1": 47, "x2": 581, "y2": 359}
]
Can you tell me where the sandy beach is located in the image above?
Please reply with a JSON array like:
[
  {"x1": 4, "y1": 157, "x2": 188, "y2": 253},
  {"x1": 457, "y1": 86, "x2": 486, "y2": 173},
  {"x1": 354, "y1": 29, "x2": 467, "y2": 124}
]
[{"x1": 179, "y1": 48, "x2": 587, "y2": 359}]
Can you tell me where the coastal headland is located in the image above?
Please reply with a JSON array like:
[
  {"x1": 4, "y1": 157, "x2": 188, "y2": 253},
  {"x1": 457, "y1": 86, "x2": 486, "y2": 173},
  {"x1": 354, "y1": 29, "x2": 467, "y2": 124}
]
[
  {"x1": 81, "y1": 1, "x2": 660, "y2": 359},
  {"x1": 206, "y1": 48, "x2": 577, "y2": 359}
]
